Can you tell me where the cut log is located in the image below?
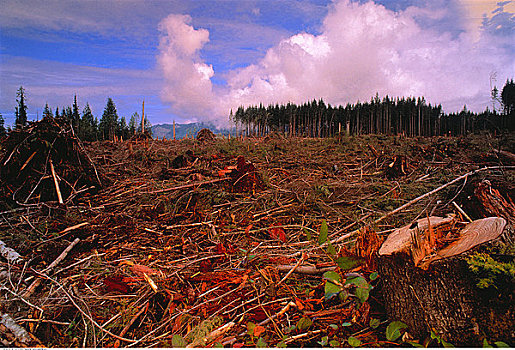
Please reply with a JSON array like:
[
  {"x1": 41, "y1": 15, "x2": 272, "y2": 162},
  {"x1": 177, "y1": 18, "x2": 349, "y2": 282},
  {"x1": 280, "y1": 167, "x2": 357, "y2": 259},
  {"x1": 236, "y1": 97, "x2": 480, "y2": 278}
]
[{"x1": 378, "y1": 216, "x2": 514, "y2": 346}]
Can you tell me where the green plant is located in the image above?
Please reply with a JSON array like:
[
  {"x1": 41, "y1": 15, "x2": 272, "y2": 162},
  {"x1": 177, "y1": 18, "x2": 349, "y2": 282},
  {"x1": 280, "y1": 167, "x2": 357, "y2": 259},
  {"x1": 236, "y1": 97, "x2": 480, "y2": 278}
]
[
  {"x1": 313, "y1": 220, "x2": 372, "y2": 305},
  {"x1": 466, "y1": 252, "x2": 515, "y2": 289},
  {"x1": 385, "y1": 321, "x2": 408, "y2": 342}
]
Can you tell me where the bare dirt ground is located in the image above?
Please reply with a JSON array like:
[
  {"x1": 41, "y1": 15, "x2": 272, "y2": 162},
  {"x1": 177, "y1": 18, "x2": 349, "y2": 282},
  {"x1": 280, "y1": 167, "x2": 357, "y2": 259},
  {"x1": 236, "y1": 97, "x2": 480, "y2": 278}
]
[{"x1": 1, "y1": 129, "x2": 514, "y2": 347}]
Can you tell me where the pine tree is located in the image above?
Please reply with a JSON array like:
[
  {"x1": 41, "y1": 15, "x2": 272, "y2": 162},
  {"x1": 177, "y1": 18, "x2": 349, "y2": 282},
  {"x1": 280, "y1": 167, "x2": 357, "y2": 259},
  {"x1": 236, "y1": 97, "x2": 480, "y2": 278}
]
[
  {"x1": 72, "y1": 95, "x2": 80, "y2": 133},
  {"x1": 15, "y1": 86, "x2": 28, "y2": 129},
  {"x1": 99, "y1": 98, "x2": 119, "y2": 141},
  {"x1": 129, "y1": 112, "x2": 139, "y2": 135},
  {"x1": 79, "y1": 103, "x2": 97, "y2": 141},
  {"x1": 0, "y1": 113, "x2": 6, "y2": 138},
  {"x1": 43, "y1": 103, "x2": 53, "y2": 119}
]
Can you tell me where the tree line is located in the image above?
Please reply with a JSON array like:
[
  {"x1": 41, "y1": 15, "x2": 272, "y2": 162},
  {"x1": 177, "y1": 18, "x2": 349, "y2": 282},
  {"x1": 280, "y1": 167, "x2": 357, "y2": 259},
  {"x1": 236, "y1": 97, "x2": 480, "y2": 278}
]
[
  {"x1": 231, "y1": 79, "x2": 515, "y2": 137},
  {"x1": 0, "y1": 87, "x2": 152, "y2": 141}
]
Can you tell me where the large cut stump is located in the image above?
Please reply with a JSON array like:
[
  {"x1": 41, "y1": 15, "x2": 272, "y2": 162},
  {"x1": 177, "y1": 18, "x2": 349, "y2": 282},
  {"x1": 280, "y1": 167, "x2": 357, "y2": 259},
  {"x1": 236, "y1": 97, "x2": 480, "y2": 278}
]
[{"x1": 378, "y1": 216, "x2": 514, "y2": 346}]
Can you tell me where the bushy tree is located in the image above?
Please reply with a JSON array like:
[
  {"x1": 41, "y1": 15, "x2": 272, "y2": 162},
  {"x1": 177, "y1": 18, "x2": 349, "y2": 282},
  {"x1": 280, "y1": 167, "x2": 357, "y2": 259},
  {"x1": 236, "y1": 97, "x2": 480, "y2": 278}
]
[{"x1": 15, "y1": 86, "x2": 28, "y2": 129}]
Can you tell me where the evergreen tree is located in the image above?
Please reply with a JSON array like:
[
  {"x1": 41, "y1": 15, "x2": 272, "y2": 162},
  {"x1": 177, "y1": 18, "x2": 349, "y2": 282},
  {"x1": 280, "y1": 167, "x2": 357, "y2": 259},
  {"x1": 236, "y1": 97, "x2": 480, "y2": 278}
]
[
  {"x1": 63, "y1": 106, "x2": 73, "y2": 120},
  {"x1": 55, "y1": 107, "x2": 60, "y2": 118},
  {"x1": 118, "y1": 116, "x2": 130, "y2": 140},
  {"x1": 79, "y1": 103, "x2": 97, "y2": 141},
  {"x1": 501, "y1": 79, "x2": 515, "y2": 116},
  {"x1": 0, "y1": 113, "x2": 6, "y2": 138},
  {"x1": 99, "y1": 98, "x2": 119, "y2": 140},
  {"x1": 15, "y1": 86, "x2": 28, "y2": 129},
  {"x1": 128, "y1": 112, "x2": 139, "y2": 135},
  {"x1": 72, "y1": 95, "x2": 80, "y2": 132},
  {"x1": 43, "y1": 103, "x2": 53, "y2": 118}
]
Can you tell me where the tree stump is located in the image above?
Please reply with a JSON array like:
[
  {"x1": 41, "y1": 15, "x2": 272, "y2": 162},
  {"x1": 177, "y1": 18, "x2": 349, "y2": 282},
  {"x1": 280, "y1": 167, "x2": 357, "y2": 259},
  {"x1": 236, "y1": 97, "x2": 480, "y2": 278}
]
[{"x1": 377, "y1": 216, "x2": 514, "y2": 346}]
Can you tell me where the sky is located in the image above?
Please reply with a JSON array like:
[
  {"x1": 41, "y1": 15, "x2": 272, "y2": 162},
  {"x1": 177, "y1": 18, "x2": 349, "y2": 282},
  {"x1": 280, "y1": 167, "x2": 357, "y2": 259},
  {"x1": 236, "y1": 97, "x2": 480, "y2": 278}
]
[{"x1": 1, "y1": 0, "x2": 514, "y2": 128}]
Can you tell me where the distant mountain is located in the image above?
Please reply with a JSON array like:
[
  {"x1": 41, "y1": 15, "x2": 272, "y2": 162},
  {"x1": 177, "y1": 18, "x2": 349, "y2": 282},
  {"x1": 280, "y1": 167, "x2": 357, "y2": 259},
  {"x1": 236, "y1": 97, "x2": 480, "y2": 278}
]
[{"x1": 151, "y1": 122, "x2": 235, "y2": 139}]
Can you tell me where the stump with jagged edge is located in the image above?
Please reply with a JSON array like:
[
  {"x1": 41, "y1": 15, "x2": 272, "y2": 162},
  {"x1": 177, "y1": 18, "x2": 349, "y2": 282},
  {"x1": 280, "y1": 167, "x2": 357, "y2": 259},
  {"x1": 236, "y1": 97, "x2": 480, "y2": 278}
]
[{"x1": 377, "y1": 216, "x2": 514, "y2": 346}]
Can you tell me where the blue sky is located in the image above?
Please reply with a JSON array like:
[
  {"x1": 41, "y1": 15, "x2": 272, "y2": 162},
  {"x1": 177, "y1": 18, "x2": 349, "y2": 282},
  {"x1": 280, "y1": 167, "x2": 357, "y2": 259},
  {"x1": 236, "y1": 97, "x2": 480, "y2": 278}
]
[{"x1": 1, "y1": 0, "x2": 514, "y2": 127}]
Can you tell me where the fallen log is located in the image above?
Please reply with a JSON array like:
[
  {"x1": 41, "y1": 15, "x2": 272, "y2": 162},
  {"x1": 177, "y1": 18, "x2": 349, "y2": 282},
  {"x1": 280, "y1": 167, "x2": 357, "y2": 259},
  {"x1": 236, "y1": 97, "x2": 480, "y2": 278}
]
[{"x1": 377, "y1": 216, "x2": 514, "y2": 346}]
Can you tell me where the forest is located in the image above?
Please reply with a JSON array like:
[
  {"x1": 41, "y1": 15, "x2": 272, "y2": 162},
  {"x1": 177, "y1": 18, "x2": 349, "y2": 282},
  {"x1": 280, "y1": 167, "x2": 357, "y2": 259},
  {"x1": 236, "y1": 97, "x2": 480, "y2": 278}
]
[
  {"x1": 232, "y1": 79, "x2": 515, "y2": 138},
  {"x1": 1, "y1": 79, "x2": 514, "y2": 143},
  {"x1": 1, "y1": 89, "x2": 152, "y2": 142}
]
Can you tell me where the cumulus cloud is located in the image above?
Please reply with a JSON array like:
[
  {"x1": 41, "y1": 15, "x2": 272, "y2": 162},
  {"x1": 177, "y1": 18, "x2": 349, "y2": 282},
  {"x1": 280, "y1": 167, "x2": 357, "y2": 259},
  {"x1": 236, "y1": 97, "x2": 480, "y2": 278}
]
[
  {"x1": 157, "y1": 14, "x2": 216, "y2": 119},
  {"x1": 158, "y1": 0, "x2": 514, "y2": 126}
]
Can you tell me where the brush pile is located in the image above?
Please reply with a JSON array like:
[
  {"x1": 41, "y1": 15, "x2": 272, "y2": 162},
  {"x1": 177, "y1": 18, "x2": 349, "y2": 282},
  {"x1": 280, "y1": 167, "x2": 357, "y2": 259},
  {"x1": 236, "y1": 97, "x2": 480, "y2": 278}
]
[
  {"x1": 0, "y1": 117, "x2": 101, "y2": 208},
  {"x1": 0, "y1": 133, "x2": 514, "y2": 347}
]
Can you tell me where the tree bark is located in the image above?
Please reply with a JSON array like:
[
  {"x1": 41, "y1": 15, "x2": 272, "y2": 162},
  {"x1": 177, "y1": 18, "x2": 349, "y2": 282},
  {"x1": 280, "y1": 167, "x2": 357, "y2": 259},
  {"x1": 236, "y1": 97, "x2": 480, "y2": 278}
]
[{"x1": 378, "y1": 216, "x2": 514, "y2": 346}]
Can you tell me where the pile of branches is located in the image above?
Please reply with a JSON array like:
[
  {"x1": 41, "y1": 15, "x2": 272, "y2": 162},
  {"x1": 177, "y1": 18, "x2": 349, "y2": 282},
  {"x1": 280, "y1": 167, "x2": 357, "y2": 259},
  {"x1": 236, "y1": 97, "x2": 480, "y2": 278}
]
[
  {"x1": 0, "y1": 134, "x2": 514, "y2": 347},
  {"x1": 0, "y1": 116, "x2": 101, "y2": 208}
]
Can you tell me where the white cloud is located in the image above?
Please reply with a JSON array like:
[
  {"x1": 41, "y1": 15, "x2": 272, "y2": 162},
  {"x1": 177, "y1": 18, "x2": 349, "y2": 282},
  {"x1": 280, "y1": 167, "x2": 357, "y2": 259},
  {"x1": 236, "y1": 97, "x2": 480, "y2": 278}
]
[{"x1": 158, "y1": 0, "x2": 513, "y2": 126}]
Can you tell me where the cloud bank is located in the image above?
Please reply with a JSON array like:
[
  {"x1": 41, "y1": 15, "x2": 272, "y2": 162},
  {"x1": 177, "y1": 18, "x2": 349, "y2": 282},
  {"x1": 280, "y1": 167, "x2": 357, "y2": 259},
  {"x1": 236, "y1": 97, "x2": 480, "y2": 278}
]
[{"x1": 158, "y1": 0, "x2": 514, "y2": 126}]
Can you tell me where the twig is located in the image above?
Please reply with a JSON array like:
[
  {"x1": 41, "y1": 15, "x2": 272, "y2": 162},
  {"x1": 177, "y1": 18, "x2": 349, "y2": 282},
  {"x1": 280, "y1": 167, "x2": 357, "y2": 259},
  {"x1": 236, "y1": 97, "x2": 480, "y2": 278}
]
[
  {"x1": 1, "y1": 313, "x2": 33, "y2": 344},
  {"x1": 39, "y1": 222, "x2": 89, "y2": 244},
  {"x1": 278, "y1": 252, "x2": 306, "y2": 284},
  {"x1": 39, "y1": 272, "x2": 138, "y2": 343},
  {"x1": 146, "y1": 178, "x2": 227, "y2": 194},
  {"x1": 41, "y1": 237, "x2": 80, "y2": 273},
  {"x1": 0, "y1": 284, "x2": 44, "y2": 312},
  {"x1": 23, "y1": 238, "x2": 80, "y2": 298},
  {"x1": 49, "y1": 159, "x2": 63, "y2": 204},
  {"x1": 276, "y1": 264, "x2": 335, "y2": 275},
  {"x1": 452, "y1": 201, "x2": 473, "y2": 222},
  {"x1": 0, "y1": 240, "x2": 23, "y2": 264},
  {"x1": 113, "y1": 301, "x2": 149, "y2": 347},
  {"x1": 332, "y1": 165, "x2": 515, "y2": 244},
  {"x1": 186, "y1": 322, "x2": 235, "y2": 348}
]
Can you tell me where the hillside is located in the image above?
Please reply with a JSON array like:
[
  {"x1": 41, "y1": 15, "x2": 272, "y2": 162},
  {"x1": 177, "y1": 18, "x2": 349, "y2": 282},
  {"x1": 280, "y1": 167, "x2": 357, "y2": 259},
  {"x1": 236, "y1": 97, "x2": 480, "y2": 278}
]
[{"x1": 152, "y1": 122, "x2": 234, "y2": 139}]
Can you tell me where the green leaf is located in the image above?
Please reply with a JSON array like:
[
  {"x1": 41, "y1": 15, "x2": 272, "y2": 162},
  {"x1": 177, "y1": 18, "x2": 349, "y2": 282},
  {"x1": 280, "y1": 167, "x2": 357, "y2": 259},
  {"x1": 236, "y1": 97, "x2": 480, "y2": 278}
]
[
  {"x1": 329, "y1": 324, "x2": 339, "y2": 330},
  {"x1": 318, "y1": 220, "x2": 328, "y2": 245},
  {"x1": 336, "y1": 256, "x2": 362, "y2": 270},
  {"x1": 355, "y1": 286, "x2": 370, "y2": 303},
  {"x1": 325, "y1": 281, "x2": 342, "y2": 299},
  {"x1": 345, "y1": 276, "x2": 369, "y2": 289},
  {"x1": 483, "y1": 339, "x2": 492, "y2": 348},
  {"x1": 256, "y1": 337, "x2": 267, "y2": 348},
  {"x1": 214, "y1": 342, "x2": 224, "y2": 348},
  {"x1": 338, "y1": 289, "x2": 349, "y2": 301},
  {"x1": 277, "y1": 341, "x2": 287, "y2": 348},
  {"x1": 304, "y1": 228, "x2": 312, "y2": 241},
  {"x1": 386, "y1": 321, "x2": 408, "y2": 341},
  {"x1": 494, "y1": 342, "x2": 510, "y2": 348},
  {"x1": 369, "y1": 271, "x2": 379, "y2": 281},
  {"x1": 246, "y1": 322, "x2": 256, "y2": 336},
  {"x1": 369, "y1": 318, "x2": 380, "y2": 329},
  {"x1": 318, "y1": 336, "x2": 328, "y2": 346},
  {"x1": 323, "y1": 271, "x2": 341, "y2": 283},
  {"x1": 407, "y1": 341, "x2": 425, "y2": 348},
  {"x1": 329, "y1": 339, "x2": 341, "y2": 347},
  {"x1": 441, "y1": 339, "x2": 454, "y2": 348},
  {"x1": 341, "y1": 322, "x2": 352, "y2": 327},
  {"x1": 327, "y1": 242, "x2": 337, "y2": 257},
  {"x1": 297, "y1": 317, "x2": 313, "y2": 330},
  {"x1": 348, "y1": 336, "x2": 362, "y2": 347},
  {"x1": 171, "y1": 334, "x2": 187, "y2": 348}
]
